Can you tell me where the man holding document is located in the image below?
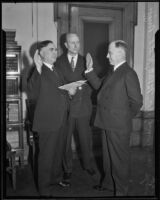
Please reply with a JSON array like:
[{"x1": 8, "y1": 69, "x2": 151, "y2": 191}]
[{"x1": 56, "y1": 33, "x2": 96, "y2": 186}]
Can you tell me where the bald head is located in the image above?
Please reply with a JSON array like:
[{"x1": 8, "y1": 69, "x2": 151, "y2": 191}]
[
  {"x1": 65, "y1": 33, "x2": 80, "y2": 56},
  {"x1": 113, "y1": 40, "x2": 128, "y2": 55},
  {"x1": 66, "y1": 33, "x2": 78, "y2": 41}
]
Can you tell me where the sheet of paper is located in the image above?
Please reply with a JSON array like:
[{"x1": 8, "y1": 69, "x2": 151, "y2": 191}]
[{"x1": 58, "y1": 80, "x2": 87, "y2": 91}]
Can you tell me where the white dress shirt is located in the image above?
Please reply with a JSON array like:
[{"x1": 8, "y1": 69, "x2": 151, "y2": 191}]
[
  {"x1": 113, "y1": 60, "x2": 126, "y2": 71},
  {"x1": 67, "y1": 54, "x2": 78, "y2": 69},
  {"x1": 43, "y1": 62, "x2": 54, "y2": 71}
]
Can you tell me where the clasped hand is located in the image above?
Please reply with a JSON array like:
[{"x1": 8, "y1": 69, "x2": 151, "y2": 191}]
[{"x1": 68, "y1": 86, "x2": 77, "y2": 97}]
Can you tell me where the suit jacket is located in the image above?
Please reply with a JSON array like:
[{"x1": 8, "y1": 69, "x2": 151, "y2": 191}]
[
  {"x1": 85, "y1": 62, "x2": 143, "y2": 132},
  {"x1": 27, "y1": 64, "x2": 69, "y2": 132},
  {"x1": 56, "y1": 54, "x2": 92, "y2": 117}
]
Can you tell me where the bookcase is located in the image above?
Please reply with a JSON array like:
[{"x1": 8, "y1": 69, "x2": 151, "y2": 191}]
[{"x1": 6, "y1": 30, "x2": 24, "y2": 165}]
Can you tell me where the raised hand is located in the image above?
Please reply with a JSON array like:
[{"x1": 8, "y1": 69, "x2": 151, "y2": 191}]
[
  {"x1": 34, "y1": 50, "x2": 43, "y2": 74},
  {"x1": 86, "y1": 53, "x2": 93, "y2": 71}
]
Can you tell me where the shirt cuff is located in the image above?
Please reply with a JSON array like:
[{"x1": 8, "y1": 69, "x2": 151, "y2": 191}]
[{"x1": 85, "y1": 68, "x2": 93, "y2": 73}]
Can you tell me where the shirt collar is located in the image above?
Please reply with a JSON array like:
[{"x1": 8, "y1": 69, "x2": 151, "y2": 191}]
[
  {"x1": 43, "y1": 62, "x2": 54, "y2": 71},
  {"x1": 114, "y1": 61, "x2": 126, "y2": 71},
  {"x1": 67, "y1": 54, "x2": 78, "y2": 63}
]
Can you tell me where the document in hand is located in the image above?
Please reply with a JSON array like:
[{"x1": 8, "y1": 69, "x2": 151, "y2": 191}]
[{"x1": 58, "y1": 80, "x2": 87, "y2": 91}]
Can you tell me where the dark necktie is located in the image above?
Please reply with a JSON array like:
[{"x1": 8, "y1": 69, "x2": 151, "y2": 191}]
[
  {"x1": 52, "y1": 66, "x2": 59, "y2": 77},
  {"x1": 52, "y1": 66, "x2": 64, "y2": 85},
  {"x1": 70, "y1": 57, "x2": 75, "y2": 72}
]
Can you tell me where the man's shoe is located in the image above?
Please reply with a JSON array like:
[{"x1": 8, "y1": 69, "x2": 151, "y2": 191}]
[
  {"x1": 93, "y1": 184, "x2": 108, "y2": 191},
  {"x1": 58, "y1": 180, "x2": 70, "y2": 187},
  {"x1": 93, "y1": 184, "x2": 113, "y2": 192}
]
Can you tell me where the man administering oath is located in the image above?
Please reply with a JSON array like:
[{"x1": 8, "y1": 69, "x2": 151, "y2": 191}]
[{"x1": 85, "y1": 40, "x2": 143, "y2": 196}]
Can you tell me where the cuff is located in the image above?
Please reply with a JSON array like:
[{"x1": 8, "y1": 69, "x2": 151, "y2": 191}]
[{"x1": 85, "y1": 68, "x2": 93, "y2": 73}]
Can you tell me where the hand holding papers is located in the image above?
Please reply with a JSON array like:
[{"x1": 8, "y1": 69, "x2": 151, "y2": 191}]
[{"x1": 59, "y1": 80, "x2": 87, "y2": 96}]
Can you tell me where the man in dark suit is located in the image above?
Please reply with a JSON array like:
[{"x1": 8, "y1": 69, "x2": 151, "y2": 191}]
[
  {"x1": 56, "y1": 33, "x2": 96, "y2": 185},
  {"x1": 27, "y1": 40, "x2": 72, "y2": 196},
  {"x1": 85, "y1": 40, "x2": 143, "y2": 196}
]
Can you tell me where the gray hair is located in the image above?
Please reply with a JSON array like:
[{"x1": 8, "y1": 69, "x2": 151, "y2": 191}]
[{"x1": 114, "y1": 40, "x2": 128, "y2": 54}]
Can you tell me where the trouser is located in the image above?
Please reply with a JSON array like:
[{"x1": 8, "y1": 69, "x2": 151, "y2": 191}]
[
  {"x1": 63, "y1": 115, "x2": 93, "y2": 173},
  {"x1": 37, "y1": 113, "x2": 68, "y2": 195},
  {"x1": 102, "y1": 129, "x2": 131, "y2": 195}
]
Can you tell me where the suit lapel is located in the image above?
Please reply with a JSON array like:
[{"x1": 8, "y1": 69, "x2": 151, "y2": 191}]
[
  {"x1": 97, "y1": 72, "x2": 113, "y2": 100},
  {"x1": 64, "y1": 54, "x2": 82, "y2": 73},
  {"x1": 103, "y1": 63, "x2": 126, "y2": 89},
  {"x1": 74, "y1": 54, "x2": 80, "y2": 71},
  {"x1": 98, "y1": 63, "x2": 126, "y2": 99},
  {"x1": 74, "y1": 54, "x2": 85, "y2": 75},
  {"x1": 43, "y1": 64, "x2": 62, "y2": 86},
  {"x1": 102, "y1": 72, "x2": 113, "y2": 88},
  {"x1": 64, "y1": 55, "x2": 74, "y2": 72}
]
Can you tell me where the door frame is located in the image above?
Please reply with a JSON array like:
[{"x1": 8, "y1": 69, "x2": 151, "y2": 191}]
[{"x1": 55, "y1": 2, "x2": 137, "y2": 68}]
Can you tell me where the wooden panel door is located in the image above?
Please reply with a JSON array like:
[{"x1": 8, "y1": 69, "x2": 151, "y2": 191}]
[
  {"x1": 70, "y1": 7, "x2": 123, "y2": 77},
  {"x1": 55, "y1": 2, "x2": 137, "y2": 67},
  {"x1": 70, "y1": 7, "x2": 123, "y2": 53}
]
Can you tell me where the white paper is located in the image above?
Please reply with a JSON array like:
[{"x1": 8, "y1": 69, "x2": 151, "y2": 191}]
[{"x1": 59, "y1": 80, "x2": 87, "y2": 91}]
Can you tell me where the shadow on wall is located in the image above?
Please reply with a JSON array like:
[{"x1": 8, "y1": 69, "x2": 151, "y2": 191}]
[
  {"x1": 95, "y1": 42, "x2": 111, "y2": 77},
  {"x1": 59, "y1": 33, "x2": 67, "y2": 55},
  {"x1": 19, "y1": 42, "x2": 40, "y2": 96}
]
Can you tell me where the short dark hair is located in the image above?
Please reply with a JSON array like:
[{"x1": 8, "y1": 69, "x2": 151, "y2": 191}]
[
  {"x1": 114, "y1": 40, "x2": 128, "y2": 54},
  {"x1": 37, "y1": 40, "x2": 53, "y2": 52}
]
